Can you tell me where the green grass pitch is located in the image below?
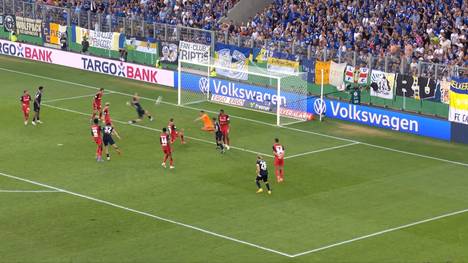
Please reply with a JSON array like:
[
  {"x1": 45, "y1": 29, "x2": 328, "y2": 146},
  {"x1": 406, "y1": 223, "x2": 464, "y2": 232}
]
[{"x1": 1, "y1": 55, "x2": 468, "y2": 263}]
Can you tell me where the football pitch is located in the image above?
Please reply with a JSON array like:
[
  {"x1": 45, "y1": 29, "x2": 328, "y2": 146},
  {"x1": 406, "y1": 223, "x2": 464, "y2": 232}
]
[{"x1": 1, "y1": 55, "x2": 468, "y2": 263}]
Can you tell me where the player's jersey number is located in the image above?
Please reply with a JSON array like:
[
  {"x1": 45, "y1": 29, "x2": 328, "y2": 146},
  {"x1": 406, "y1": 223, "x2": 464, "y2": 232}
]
[
  {"x1": 259, "y1": 161, "x2": 267, "y2": 171},
  {"x1": 104, "y1": 126, "x2": 113, "y2": 134},
  {"x1": 275, "y1": 146, "x2": 284, "y2": 154},
  {"x1": 160, "y1": 136, "x2": 168, "y2": 146},
  {"x1": 92, "y1": 127, "x2": 99, "y2": 137}
]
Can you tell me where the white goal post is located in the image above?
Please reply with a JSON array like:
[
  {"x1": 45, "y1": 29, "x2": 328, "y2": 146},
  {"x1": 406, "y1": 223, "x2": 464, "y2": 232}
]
[{"x1": 177, "y1": 59, "x2": 311, "y2": 126}]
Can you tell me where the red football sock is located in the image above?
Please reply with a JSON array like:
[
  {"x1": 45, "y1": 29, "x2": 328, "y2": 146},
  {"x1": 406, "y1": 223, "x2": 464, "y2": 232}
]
[
  {"x1": 275, "y1": 168, "x2": 280, "y2": 180},
  {"x1": 280, "y1": 169, "x2": 284, "y2": 179},
  {"x1": 169, "y1": 157, "x2": 173, "y2": 166},
  {"x1": 163, "y1": 154, "x2": 168, "y2": 163},
  {"x1": 180, "y1": 135, "x2": 185, "y2": 143}
]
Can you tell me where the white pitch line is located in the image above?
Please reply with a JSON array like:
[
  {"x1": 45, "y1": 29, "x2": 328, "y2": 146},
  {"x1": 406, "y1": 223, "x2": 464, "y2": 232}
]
[
  {"x1": 284, "y1": 142, "x2": 360, "y2": 160},
  {"x1": 1, "y1": 67, "x2": 468, "y2": 167},
  {"x1": 42, "y1": 103, "x2": 274, "y2": 159},
  {"x1": 42, "y1": 92, "x2": 109, "y2": 103},
  {"x1": 0, "y1": 189, "x2": 61, "y2": 193},
  {"x1": 0, "y1": 171, "x2": 293, "y2": 258},
  {"x1": 291, "y1": 207, "x2": 468, "y2": 257}
]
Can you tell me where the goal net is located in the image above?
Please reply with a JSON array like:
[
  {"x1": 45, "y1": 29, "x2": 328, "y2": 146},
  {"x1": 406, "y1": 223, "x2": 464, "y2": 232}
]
[{"x1": 177, "y1": 59, "x2": 310, "y2": 126}]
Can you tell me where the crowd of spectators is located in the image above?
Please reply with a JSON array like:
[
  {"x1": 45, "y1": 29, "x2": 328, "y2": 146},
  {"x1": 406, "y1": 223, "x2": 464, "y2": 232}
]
[
  {"x1": 35, "y1": 0, "x2": 467, "y2": 67},
  {"x1": 220, "y1": 0, "x2": 467, "y2": 67}
]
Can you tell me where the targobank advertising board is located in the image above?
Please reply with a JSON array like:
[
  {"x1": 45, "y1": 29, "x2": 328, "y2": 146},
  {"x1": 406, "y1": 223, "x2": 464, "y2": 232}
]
[
  {"x1": 0, "y1": 40, "x2": 174, "y2": 87},
  {"x1": 310, "y1": 97, "x2": 451, "y2": 140}
]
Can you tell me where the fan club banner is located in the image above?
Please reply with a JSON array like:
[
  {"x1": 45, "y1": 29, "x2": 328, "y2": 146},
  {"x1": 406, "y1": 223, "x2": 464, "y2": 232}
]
[
  {"x1": 267, "y1": 57, "x2": 299, "y2": 74},
  {"x1": 448, "y1": 78, "x2": 468, "y2": 125},
  {"x1": 315, "y1": 61, "x2": 331, "y2": 84},
  {"x1": 71, "y1": 26, "x2": 125, "y2": 51},
  {"x1": 15, "y1": 16, "x2": 42, "y2": 37},
  {"x1": 214, "y1": 43, "x2": 250, "y2": 80},
  {"x1": 126, "y1": 38, "x2": 158, "y2": 54},
  {"x1": 301, "y1": 58, "x2": 315, "y2": 84},
  {"x1": 344, "y1": 66, "x2": 369, "y2": 85},
  {"x1": 158, "y1": 41, "x2": 178, "y2": 64},
  {"x1": 439, "y1": 80, "x2": 451, "y2": 104},
  {"x1": 329, "y1": 61, "x2": 346, "y2": 88},
  {"x1": 179, "y1": 41, "x2": 210, "y2": 64},
  {"x1": 395, "y1": 74, "x2": 437, "y2": 99},
  {"x1": 2, "y1": 15, "x2": 15, "y2": 32},
  {"x1": 43, "y1": 23, "x2": 67, "y2": 45},
  {"x1": 370, "y1": 70, "x2": 395, "y2": 99}
]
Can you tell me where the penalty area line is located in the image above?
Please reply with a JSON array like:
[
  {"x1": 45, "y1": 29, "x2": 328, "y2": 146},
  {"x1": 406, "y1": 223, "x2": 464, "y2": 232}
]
[
  {"x1": 0, "y1": 189, "x2": 62, "y2": 193},
  {"x1": 284, "y1": 142, "x2": 360, "y2": 160},
  {"x1": 0, "y1": 171, "x2": 293, "y2": 258},
  {"x1": 42, "y1": 103, "x2": 274, "y2": 159},
  {"x1": 42, "y1": 92, "x2": 112, "y2": 103},
  {"x1": 290, "y1": 207, "x2": 468, "y2": 257}
]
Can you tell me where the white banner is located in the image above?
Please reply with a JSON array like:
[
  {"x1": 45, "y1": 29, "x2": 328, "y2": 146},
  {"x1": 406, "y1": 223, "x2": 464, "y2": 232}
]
[
  {"x1": 329, "y1": 61, "x2": 346, "y2": 88},
  {"x1": 214, "y1": 49, "x2": 248, "y2": 80},
  {"x1": 370, "y1": 70, "x2": 395, "y2": 99},
  {"x1": 0, "y1": 39, "x2": 174, "y2": 87},
  {"x1": 179, "y1": 41, "x2": 210, "y2": 63}
]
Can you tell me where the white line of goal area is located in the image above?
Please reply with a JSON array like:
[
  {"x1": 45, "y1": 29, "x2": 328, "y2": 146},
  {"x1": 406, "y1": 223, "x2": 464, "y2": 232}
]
[
  {"x1": 0, "y1": 170, "x2": 293, "y2": 258},
  {"x1": 2, "y1": 168, "x2": 468, "y2": 258},
  {"x1": 1, "y1": 66, "x2": 466, "y2": 168}
]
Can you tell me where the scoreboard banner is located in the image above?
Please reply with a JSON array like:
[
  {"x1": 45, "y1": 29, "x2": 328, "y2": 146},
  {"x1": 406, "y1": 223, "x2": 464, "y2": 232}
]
[
  {"x1": 0, "y1": 39, "x2": 174, "y2": 87},
  {"x1": 179, "y1": 41, "x2": 210, "y2": 64},
  {"x1": 15, "y1": 16, "x2": 42, "y2": 37},
  {"x1": 448, "y1": 78, "x2": 468, "y2": 125}
]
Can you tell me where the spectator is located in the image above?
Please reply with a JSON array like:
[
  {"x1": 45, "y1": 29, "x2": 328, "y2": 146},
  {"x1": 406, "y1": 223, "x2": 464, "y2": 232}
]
[
  {"x1": 60, "y1": 32, "x2": 68, "y2": 50},
  {"x1": 82, "y1": 35, "x2": 90, "y2": 54}
]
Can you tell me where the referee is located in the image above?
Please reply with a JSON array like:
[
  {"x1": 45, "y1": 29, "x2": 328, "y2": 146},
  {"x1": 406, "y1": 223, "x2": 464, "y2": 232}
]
[{"x1": 32, "y1": 86, "x2": 44, "y2": 126}]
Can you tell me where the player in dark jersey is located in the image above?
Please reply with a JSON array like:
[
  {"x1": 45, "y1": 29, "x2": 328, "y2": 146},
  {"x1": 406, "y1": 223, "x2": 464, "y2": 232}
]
[
  {"x1": 218, "y1": 109, "x2": 230, "y2": 150},
  {"x1": 20, "y1": 90, "x2": 32, "y2": 125},
  {"x1": 91, "y1": 118, "x2": 103, "y2": 162},
  {"x1": 256, "y1": 156, "x2": 271, "y2": 194},
  {"x1": 128, "y1": 93, "x2": 153, "y2": 124},
  {"x1": 32, "y1": 86, "x2": 44, "y2": 126},
  {"x1": 92, "y1": 88, "x2": 104, "y2": 120},
  {"x1": 103, "y1": 123, "x2": 121, "y2": 161},
  {"x1": 102, "y1": 102, "x2": 112, "y2": 125},
  {"x1": 272, "y1": 138, "x2": 285, "y2": 183},
  {"x1": 168, "y1": 118, "x2": 185, "y2": 144},
  {"x1": 213, "y1": 117, "x2": 225, "y2": 153},
  {"x1": 160, "y1": 127, "x2": 174, "y2": 169}
]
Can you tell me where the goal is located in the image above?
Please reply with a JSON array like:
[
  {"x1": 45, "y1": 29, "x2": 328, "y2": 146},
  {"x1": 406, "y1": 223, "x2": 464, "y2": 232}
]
[{"x1": 177, "y1": 59, "x2": 310, "y2": 126}]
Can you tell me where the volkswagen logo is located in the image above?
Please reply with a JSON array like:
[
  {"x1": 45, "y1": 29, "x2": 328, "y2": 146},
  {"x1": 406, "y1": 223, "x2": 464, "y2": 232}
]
[
  {"x1": 199, "y1": 77, "x2": 209, "y2": 94},
  {"x1": 313, "y1": 98, "x2": 326, "y2": 115}
]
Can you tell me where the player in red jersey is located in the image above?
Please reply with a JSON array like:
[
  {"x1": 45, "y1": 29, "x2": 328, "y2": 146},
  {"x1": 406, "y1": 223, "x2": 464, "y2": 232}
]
[
  {"x1": 218, "y1": 109, "x2": 230, "y2": 150},
  {"x1": 91, "y1": 88, "x2": 104, "y2": 120},
  {"x1": 102, "y1": 102, "x2": 112, "y2": 125},
  {"x1": 168, "y1": 118, "x2": 185, "y2": 144},
  {"x1": 272, "y1": 138, "x2": 285, "y2": 182},
  {"x1": 160, "y1": 128, "x2": 174, "y2": 169},
  {"x1": 91, "y1": 118, "x2": 103, "y2": 162},
  {"x1": 20, "y1": 90, "x2": 32, "y2": 125}
]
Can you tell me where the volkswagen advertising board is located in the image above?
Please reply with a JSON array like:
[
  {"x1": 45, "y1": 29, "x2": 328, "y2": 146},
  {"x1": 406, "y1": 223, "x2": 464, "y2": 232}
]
[{"x1": 309, "y1": 97, "x2": 451, "y2": 141}]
